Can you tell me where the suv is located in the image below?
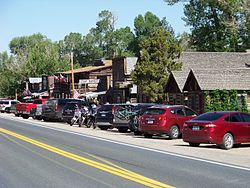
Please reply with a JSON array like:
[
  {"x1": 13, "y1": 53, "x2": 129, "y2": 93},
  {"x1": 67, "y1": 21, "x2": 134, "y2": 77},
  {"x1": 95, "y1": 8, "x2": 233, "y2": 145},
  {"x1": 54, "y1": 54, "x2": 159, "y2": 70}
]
[
  {"x1": 62, "y1": 101, "x2": 90, "y2": 124},
  {"x1": 128, "y1": 103, "x2": 157, "y2": 135},
  {"x1": 139, "y1": 105, "x2": 197, "y2": 139},
  {"x1": 0, "y1": 100, "x2": 19, "y2": 113},
  {"x1": 42, "y1": 98, "x2": 83, "y2": 121},
  {"x1": 95, "y1": 104, "x2": 115, "y2": 130}
]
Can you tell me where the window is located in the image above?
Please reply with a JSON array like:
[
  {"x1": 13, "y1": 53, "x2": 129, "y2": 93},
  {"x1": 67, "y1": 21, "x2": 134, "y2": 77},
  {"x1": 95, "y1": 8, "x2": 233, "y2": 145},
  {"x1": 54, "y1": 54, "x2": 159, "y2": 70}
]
[
  {"x1": 225, "y1": 114, "x2": 242, "y2": 122},
  {"x1": 194, "y1": 112, "x2": 224, "y2": 121},
  {"x1": 184, "y1": 108, "x2": 197, "y2": 116},
  {"x1": 240, "y1": 113, "x2": 250, "y2": 122},
  {"x1": 173, "y1": 108, "x2": 185, "y2": 116},
  {"x1": 144, "y1": 108, "x2": 166, "y2": 115}
]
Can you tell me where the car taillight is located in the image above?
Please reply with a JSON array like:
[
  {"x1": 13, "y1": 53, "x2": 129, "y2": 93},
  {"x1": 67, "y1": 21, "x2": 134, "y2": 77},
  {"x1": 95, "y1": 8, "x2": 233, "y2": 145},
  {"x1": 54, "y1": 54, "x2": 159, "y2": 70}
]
[
  {"x1": 112, "y1": 105, "x2": 116, "y2": 114},
  {"x1": 55, "y1": 103, "x2": 59, "y2": 112},
  {"x1": 205, "y1": 124, "x2": 216, "y2": 128},
  {"x1": 159, "y1": 116, "x2": 167, "y2": 121}
]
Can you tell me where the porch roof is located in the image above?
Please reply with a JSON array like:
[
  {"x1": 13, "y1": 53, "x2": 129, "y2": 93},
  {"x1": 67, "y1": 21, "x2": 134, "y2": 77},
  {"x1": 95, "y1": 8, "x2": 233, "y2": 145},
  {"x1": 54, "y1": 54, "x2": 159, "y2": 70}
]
[{"x1": 61, "y1": 60, "x2": 112, "y2": 74}]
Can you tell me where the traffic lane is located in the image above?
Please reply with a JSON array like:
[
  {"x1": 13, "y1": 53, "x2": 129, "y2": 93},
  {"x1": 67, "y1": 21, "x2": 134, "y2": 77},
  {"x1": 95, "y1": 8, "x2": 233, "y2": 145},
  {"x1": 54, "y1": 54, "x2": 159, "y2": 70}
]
[
  {"x1": 1, "y1": 117, "x2": 250, "y2": 188},
  {"x1": 0, "y1": 128, "x2": 167, "y2": 188},
  {"x1": 0, "y1": 120, "x2": 174, "y2": 188},
  {"x1": 3, "y1": 113, "x2": 250, "y2": 170}
]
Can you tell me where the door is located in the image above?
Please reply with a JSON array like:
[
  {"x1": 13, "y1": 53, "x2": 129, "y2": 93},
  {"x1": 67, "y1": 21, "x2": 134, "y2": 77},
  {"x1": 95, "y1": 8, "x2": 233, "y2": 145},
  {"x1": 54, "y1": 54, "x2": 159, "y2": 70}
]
[
  {"x1": 225, "y1": 113, "x2": 248, "y2": 143},
  {"x1": 240, "y1": 113, "x2": 250, "y2": 142}
]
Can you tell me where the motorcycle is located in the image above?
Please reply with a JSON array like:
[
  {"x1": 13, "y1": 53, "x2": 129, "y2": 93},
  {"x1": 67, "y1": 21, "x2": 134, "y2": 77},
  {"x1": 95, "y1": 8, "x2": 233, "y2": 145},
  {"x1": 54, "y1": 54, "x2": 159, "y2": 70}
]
[
  {"x1": 70, "y1": 108, "x2": 82, "y2": 126},
  {"x1": 78, "y1": 106, "x2": 96, "y2": 128}
]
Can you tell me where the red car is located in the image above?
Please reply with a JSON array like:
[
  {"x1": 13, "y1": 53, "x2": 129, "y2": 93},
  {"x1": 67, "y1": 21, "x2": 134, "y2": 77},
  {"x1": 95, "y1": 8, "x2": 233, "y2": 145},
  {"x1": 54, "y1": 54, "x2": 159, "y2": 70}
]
[
  {"x1": 139, "y1": 105, "x2": 198, "y2": 139},
  {"x1": 182, "y1": 111, "x2": 250, "y2": 150}
]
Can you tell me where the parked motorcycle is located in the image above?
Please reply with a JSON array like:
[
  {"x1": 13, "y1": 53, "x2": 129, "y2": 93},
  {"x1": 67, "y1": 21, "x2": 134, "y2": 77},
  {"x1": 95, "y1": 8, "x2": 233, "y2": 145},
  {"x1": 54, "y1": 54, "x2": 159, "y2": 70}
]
[{"x1": 78, "y1": 106, "x2": 96, "y2": 128}]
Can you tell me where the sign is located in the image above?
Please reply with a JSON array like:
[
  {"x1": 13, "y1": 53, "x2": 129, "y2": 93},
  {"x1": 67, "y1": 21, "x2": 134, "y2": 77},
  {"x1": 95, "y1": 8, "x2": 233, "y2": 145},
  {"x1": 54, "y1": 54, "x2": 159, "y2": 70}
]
[{"x1": 79, "y1": 79, "x2": 100, "y2": 84}]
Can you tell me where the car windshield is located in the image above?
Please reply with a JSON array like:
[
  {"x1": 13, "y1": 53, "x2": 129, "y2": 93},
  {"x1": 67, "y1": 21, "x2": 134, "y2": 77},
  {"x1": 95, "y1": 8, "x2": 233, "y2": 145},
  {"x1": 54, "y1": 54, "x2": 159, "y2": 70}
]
[
  {"x1": 144, "y1": 108, "x2": 166, "y2": 115},
  {"x1": 3, "y1": 101, "x2": 9, "y2": 104},
  {"x1": 99, "y1": 105, "x2": 114, "y2": 111},
  {"x1": 193, "y1": 112, "x2": 225, "y2": 121}
]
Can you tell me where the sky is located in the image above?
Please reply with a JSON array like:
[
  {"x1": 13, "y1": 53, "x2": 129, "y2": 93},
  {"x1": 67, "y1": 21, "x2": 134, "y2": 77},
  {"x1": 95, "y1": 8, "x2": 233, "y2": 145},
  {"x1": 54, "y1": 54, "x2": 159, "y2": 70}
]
[{"x1": 0, "y1": 0, "x2": 190, "y2": 53}]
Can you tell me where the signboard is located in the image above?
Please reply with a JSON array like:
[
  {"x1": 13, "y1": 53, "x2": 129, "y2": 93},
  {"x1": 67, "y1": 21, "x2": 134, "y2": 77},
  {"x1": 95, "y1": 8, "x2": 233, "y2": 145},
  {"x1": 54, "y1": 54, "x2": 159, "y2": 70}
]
[{"x1": 79, "y1": 79, "x2": 100, "y2": 84}]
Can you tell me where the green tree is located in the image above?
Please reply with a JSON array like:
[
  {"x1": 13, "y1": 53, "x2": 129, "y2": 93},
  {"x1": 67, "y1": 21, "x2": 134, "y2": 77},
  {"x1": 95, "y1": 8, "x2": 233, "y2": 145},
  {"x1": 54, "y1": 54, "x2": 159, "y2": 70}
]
[
  {"x1": 131, "y1": 27, "x2": 182, "y2": 102},
  {"x1": 58, "y1": 32, "x2": 84, "y2": 67},
  {"x1": 165, "y1": 0, "x2": 250, "y2": 51}
]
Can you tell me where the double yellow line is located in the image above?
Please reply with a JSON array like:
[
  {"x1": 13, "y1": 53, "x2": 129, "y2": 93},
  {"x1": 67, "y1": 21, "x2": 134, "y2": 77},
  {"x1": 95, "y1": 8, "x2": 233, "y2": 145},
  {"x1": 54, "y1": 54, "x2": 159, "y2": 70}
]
[{"x1": 0, "y1": 128, "x2": 174, "y2": 188}]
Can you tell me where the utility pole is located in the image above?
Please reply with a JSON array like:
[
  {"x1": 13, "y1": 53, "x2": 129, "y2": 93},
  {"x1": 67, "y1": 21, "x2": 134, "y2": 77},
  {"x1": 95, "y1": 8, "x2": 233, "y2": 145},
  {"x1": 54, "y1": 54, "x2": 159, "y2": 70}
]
[{"x1": 71, "y1": 51, "x2": 75, "y2": 97}]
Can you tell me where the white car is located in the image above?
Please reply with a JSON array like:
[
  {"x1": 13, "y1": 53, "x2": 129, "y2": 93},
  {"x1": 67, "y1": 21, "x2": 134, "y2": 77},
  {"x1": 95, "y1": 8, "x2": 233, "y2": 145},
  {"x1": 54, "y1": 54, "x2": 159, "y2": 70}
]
[{"x1": 0, "y1": 100, "x2": 19, "y2": 113}]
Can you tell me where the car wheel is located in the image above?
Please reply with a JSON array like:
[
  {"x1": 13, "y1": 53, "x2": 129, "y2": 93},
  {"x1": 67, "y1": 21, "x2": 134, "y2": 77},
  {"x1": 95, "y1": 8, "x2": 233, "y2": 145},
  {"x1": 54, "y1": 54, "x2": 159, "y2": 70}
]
[
  {"x1": 134, "y1": 131, "x2": 142, "y2": 136},
  {"x1": 220, "y1": 133, "x2": 234, "y2": 150},
  {"x1": 144, "y1": 134, "x2": 153, "y2": 138},
  {"x1": 118, "y1": 127, "x2": 128, "y2": 133},
  {"x1": 99, "y1": 126, "x2": 109, "y2": 130},
  {"x1": 189, "y1": 142, "x2": 200, "y2": 147},
  {"x1": 22, "y1": 115, "x2": 29, "y2": 119},
  {"x1": 169, "y1": 125, "x2": 180, "y2": 139}
]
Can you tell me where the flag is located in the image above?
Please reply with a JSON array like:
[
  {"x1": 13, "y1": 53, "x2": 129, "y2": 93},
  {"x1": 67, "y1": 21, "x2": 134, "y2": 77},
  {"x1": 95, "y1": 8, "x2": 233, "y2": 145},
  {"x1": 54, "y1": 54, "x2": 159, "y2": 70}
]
[{"x1": 73, "y1": 89, "x2": 80, "y2": 99}]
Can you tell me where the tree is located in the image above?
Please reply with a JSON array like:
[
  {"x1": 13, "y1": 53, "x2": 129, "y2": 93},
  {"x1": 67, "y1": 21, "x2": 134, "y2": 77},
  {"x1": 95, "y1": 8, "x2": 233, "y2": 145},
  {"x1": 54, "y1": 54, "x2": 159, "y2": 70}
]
[
  {"x1": 0, "y1": 34, "x2": 71, "y2": 97},
  {"x1": 58, "y1": 32, "x2": 84, "y2": 67},
  {"x1": 165, "y1": 0, "x2": 250, "y2": 51},
  {"x1": 131, "y1": 27, "x2": 182, "y2": 102}
]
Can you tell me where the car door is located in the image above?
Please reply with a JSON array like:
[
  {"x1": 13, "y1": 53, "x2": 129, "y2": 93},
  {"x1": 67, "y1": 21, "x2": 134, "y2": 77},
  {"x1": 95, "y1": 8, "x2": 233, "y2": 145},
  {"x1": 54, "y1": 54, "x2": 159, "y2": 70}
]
[
  {"x1": 226, "y1": 113, "x2": 247, "y2": 142},
  {"x1": 173, "y1": 107, "x2": 190, "y2": 129},
  {"x1": 240, "y1": 113, "x2": 250, "y2": 142}
]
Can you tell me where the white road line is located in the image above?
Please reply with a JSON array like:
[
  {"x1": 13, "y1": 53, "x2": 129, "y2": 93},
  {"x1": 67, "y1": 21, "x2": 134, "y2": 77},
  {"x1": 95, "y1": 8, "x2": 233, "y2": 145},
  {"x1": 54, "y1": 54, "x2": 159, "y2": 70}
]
[{"x1": 1, "y1": 115, "x2": 250, "y2": 172}]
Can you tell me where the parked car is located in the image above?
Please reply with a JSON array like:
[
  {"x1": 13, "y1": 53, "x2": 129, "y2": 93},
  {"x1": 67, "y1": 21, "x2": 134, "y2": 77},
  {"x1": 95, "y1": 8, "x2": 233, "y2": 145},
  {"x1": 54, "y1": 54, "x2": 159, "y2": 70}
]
[
  {"x1": 128, "y1": 103, "x2": 158, "y2": 135},
  {"x1": 7, "y1": 100, "x2": 21, "y2": 114},
  {"x1": 139, "y1": 105, "x2": 198, "y2": 139},
  {"x1": 15, "y1": 99, "x2": 34, "y2": 117},
  {"x1": 16, "y1": 98, "x2": 47, "y2": 119},
  {"x1": 30, "y1": 98, "x2": 49, "y2": 120},
  {"x1": 95, "y1": 104, "x2": 115, "y2": 130},
  {"x1": 62, "y1": 101, "x2": 90, "y2": 124},
  {"x1": 0, "y1": 100, "x2": 19, "y2": 113},
  {"x1": 182, "y1": 111, "x2": 250, "y2": 150},
  {"x1": 42, "y1": 98, "x2": 83, "y2": 121},
  {"x1": 113, "y1": 103, "x2": 138, "y2": 133}
]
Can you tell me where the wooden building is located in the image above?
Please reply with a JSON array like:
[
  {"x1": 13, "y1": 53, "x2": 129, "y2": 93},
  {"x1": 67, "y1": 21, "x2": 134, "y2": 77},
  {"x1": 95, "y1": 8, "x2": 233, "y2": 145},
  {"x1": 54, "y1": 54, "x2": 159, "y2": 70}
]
[
  {"x1": 183, "y1": 69, "x2": 250, "y2": 114},
  {"x1": 166, "y1": 52, "x2": 250, "y2": 112},
  {"x1": 53, "y1": 60, "x2": 112, "y2": 99},
  {"x1": 111, "y1": 57, "x2": 138, "y2": 103}
]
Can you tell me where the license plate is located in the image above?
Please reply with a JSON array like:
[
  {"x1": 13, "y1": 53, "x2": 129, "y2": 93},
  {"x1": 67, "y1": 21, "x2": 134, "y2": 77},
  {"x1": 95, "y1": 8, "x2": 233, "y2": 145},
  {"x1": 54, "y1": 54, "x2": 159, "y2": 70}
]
[
  {"x1": 192, "y1": 126, "x2": 200, "y2": 130},
  {"x1": 101, "y1": 114, "x2": 106, "y2": 117},
  {"x1": 147, "y1": 120, "x2": 153, "y2": 124}
]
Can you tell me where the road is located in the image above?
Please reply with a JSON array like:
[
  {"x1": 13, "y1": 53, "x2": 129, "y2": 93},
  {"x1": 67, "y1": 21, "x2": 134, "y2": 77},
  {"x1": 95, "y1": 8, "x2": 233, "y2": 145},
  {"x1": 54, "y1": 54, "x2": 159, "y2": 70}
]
[{"x1": 0, "y1": 114, "x2": 250, "y2": 188}]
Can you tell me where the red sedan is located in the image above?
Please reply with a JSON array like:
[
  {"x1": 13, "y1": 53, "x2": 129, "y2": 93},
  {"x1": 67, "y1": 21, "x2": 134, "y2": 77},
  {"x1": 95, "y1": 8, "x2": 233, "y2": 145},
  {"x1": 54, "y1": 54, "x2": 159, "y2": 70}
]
[
  {"x1": 182, "y1": 111, "x2": 250, "y2": 149},
  {"x1": 139, "y1": 105, "x2": 198, "y2": 139}
]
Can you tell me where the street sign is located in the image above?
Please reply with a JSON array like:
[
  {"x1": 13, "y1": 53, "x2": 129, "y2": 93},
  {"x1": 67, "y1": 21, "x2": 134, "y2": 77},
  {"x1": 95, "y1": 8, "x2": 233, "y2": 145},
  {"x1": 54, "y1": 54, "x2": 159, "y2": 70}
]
[{"x1": 79, "y1": 79, "x2": 100, "y2": 84}]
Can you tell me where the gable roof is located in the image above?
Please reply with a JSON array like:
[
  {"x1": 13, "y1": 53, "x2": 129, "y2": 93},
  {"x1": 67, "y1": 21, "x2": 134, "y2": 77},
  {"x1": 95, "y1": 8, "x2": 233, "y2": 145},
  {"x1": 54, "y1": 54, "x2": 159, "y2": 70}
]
[
  {"x1": 183, "y1": 68, "x2": 250, "y2": 91},
  {"x1": 166, "y1": 71, "x2": 189, "y2": 92},
  {"x1": 179, "y1": 52, "x2": 250, "y2": 70},
  {"x1": 167, "y1": 52, "x2": 250, "y2": 92}
]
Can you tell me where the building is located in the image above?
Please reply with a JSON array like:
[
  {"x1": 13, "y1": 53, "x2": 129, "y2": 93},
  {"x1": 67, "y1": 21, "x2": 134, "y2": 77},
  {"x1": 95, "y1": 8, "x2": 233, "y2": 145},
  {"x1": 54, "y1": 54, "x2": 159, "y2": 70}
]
[
  {"x1": 166, "y1": 52, "x2": 250, "y2": 112},
  {"x1": 53, "y1": 60, "x2": 112, "y2": 99},
  {"x1": 111, "y1": 57, "x2": 138, "y2": 103}
]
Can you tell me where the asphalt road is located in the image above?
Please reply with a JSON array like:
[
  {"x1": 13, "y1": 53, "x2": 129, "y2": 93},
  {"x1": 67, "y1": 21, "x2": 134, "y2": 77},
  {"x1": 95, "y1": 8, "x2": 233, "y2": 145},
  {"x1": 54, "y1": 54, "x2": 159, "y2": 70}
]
[{"x1": 1, "y1": 115, "x2": 250, "y2": 188}]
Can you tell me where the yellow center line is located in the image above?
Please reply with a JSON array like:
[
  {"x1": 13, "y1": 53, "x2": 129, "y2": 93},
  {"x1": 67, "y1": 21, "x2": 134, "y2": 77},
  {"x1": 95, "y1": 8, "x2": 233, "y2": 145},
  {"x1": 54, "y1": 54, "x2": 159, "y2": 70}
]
[{"x1": 0, "y1": 128, "x2": 174, "y2": 188}]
